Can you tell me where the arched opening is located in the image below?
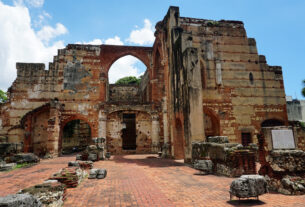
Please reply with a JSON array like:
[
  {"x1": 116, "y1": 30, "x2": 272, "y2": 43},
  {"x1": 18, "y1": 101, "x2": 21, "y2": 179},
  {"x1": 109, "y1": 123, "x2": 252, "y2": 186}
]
[
  {"x1": 204, "y1": 109, "x2": 220, "y2": 137},
  {"x1": 107, "y1": 55, "x2": 147, "y2": 103},
  {"x1": 61, "y1": 119, "x2": 91, "y2": 154},
  {"x1": 261, "y1": 119, "x2": 285, "y2": 127},
  {"x1": 174, "y1": 118, "x2": 184, "y2": 159}
]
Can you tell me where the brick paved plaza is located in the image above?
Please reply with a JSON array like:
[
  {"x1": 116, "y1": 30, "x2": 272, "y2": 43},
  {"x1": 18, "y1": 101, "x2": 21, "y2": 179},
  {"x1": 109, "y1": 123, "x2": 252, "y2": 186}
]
[{"x1": 1, "y1": 154, "x2": 305, "y2": 207}]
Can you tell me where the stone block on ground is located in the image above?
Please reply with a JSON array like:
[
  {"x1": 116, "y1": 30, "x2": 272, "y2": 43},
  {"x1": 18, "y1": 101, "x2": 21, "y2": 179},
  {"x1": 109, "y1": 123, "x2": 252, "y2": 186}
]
[
  {"x1": 0, "y1": 194, "x2": 42, "y2": 207},
  {"x1": 207, "y1": 136, "x2": 229, "y2": 144},
  {"x1": 76, "y1": 154, "x2": 82, "y2": 160},
  {"x1": 12, "y1": 153, "x2": 39, "y2": 164},
  {"x1": 193, "y1": 160, "x2": 213, "y2": 174},
  {"x1": 0, "y1": 163, "x2": 16, "y2": 171},
  {"x1": 88, "y1": 168, "x2": 99, "y2": 179},
  {"x1": 77, "y1": 161, "x2": 93, "y2": 169},
  {"x1": 89, "y1": 168, "x2": 107, "y2": 179},
  {"x1": 97, "y1": 169, "x2": 107, "y2": 179},
  {"x1": 88, "y1": 153, "x2": 97, "y2": 161},
  {"x1": 230, "y1": 175, "x2": 267, "y2": 199},
  {"x1": 19, "y1": 182, "x2": 66, "y2": 207},
  {"x1": 68, "y1": 161, "x2": 79, "y2": 167}
]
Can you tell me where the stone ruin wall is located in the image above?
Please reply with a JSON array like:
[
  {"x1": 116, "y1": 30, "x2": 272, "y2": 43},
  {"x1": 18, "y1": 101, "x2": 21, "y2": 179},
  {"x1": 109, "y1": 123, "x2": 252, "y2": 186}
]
[
  {"x1": 179, "y1": 16, "x2": 287, "y2": 143},
  {"x1": 0, "y1": 44, "x2": 157, "y2": 156},
  {"x1": 157, "y1": 7, "x2": 288, "y2": 161},
  {"x1": 0, "y1": 6, "x2": 289, "y2": 159}
]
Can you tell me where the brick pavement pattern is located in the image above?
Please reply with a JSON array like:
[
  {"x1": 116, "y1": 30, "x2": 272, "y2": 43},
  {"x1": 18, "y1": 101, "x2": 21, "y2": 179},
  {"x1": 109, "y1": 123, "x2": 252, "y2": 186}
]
[{"x1": 1, "y1": 154, "x2": 305, "y2": 207}]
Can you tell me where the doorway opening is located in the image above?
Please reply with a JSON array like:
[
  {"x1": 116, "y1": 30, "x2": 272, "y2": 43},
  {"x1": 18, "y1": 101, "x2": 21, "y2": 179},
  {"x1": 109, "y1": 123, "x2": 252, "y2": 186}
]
[
  {"x1": 62, "y1": 119, "x2": 91, "y2": 154},
  {"x1": 122, "y1": 113, "x2": 136, "y2": 150},
  {"x1": 241, "y1": 132, "x2": 252, "y2": 146}
]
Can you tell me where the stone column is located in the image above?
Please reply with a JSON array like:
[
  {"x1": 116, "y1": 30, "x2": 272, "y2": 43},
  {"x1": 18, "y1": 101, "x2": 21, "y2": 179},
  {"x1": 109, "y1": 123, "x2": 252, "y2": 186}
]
[
  {"x1": 98, "y1": 110, "x2": 107, "y2": 138},
  {"x1": 47, "y1": 100, "x2": 61, "y2": 157},
  {"x1": 151, "y1": 113, "x2": 160, "y2": 153},
  {"x1": 162, "y1": 97, "x2": 170, "y2": 157},
  {"x1": 183, "y1": 47, "x2": 205, "y2": 162}
]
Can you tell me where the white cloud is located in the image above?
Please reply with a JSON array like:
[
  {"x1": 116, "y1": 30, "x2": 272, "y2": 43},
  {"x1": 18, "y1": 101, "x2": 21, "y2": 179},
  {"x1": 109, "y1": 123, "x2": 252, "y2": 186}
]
[
  {"x1": 0, "y1": 1, "x2": 67, "y2": 90},
  {"x1": 75, "y1": 36, "x2": 123, "y2": 46},
  {"x1": 37, "y1": 23, "x2": 68, "y2": 44},
  {"x1": 75, "y1": 39, "x2": 103, "y2": 45},
  {"x1": 13, "y1": 0, "x2": 44, "y2": 8},
  {"x1": 25, "y1": 0, "x2": 44, "y2": 8},
  {"x1": 104, "y1": 36, "x2": 123, "y2": 45},
  {"x1": 34, "y1": 10, "x2": 51, "y2": 27},
  {"x1": 126, "y1": 19, "x2": 155, "y2": 45},
  {"x1": 108, "y1": 55, "x2": 145, "y2": 83}
]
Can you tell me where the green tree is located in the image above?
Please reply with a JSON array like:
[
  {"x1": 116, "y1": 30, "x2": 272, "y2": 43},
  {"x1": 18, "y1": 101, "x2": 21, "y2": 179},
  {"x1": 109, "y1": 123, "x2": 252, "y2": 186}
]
[
  {"x1": 302, "y1": 80, "x2": 305, "y2": 97},
  {"x1": 0, "y1": 90, "x2": 7, "y2": 103},
  {"x1": 115, "y1": 76, "x2": 141, "y2": 85}
]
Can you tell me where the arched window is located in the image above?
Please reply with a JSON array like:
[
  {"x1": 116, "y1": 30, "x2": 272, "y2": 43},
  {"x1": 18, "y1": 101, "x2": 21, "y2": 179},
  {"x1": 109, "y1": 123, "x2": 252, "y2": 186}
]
[
  {"x1": 107, "y1": 55, "x2": 147, "y2": 102},
  {"x1": 108, "y1": 55, "x2": 146, "y2": 84}
]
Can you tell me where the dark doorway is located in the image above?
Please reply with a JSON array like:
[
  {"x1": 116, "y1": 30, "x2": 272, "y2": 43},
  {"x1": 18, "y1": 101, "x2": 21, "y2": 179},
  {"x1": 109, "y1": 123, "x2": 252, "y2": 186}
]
[
  {"x1": 62, "y1": 119, "x2": 91, "y2": 154},
  {"x1": 241, "y1": 132, "x2": 252, "y2": 146},
  {"x1": 261, "y1": 119, "x2": 284, "y2": 127},
  {"x1": 122, "y1": 113, "x2": 136, "y2": 150}
]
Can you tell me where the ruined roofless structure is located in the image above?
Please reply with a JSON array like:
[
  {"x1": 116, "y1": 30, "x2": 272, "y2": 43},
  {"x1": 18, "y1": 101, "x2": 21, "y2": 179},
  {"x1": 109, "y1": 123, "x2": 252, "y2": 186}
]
[{"x1": 0, "y1": 7, "x2": 288, "y2": 162}]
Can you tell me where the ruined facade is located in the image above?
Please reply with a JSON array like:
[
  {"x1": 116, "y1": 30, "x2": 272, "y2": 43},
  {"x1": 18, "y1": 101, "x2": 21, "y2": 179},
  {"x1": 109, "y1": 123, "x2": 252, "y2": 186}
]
[{"x1": 0, "y1": 7, "x2": 288, "y2": 161}]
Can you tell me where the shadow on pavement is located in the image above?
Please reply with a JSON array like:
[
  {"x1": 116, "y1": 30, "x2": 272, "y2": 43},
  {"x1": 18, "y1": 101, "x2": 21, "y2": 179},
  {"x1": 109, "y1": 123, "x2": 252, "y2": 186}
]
[
  {"x1": 112, "y1": 154, "x2": 187, "y2": 168},
  {"x1": 227, "y1": 199, "x2": 266, "y2": 206}
]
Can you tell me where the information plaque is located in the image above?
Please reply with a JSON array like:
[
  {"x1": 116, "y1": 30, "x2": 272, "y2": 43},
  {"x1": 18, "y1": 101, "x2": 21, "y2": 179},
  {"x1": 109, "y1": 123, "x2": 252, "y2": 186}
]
[{"x1": 271, "y1": 129, "x2": 295, "y2": 149}]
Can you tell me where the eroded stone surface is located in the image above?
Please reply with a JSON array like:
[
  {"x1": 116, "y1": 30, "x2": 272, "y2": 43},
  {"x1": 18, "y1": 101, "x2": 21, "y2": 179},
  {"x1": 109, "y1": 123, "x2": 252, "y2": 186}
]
[
  {"x1": 230, "y1": 175, "x2": 267, "y2": 198},
  {"x1": 0, "y1": 194, "x2": 42, "y2": 207}
]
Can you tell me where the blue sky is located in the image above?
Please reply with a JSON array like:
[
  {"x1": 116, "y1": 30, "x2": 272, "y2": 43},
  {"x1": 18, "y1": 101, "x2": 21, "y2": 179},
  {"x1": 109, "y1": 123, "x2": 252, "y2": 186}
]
[{"x1": 0, "y1": 0, "x2": 304, "y2": 98}]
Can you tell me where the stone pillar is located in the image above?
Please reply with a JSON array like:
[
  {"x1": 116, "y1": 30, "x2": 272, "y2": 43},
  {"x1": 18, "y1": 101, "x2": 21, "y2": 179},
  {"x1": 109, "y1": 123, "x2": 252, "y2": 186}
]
[
  {"x1": 183, "y1": 47, "x2": 205, "y2": 162},
  {"x1": 151, "y1": 113, "x2": 160, "y2": 153},
  {"x1": 47, "y1": 100, "x2": 61, "y2": 156},
  {"x1": 98, "y1": 110, "x2": 107, "y2": 139},
  {"x1": 162, "y1": 97, "x2": 170, "y2": 157}
]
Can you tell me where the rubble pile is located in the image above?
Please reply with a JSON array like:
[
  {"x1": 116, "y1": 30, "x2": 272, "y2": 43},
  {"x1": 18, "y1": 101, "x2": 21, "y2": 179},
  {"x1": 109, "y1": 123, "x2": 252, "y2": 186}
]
[
  {"x1": 265, "y1": 175, "x2": 305, "y2": 195},
  {"x1": 68, "y1": 161, "x2": 93, "y2": 169},
  {"x1": 266, "y1": 150, "x2": 305, "y2": 173},
  {"x1": 192, "y1": 140, "x2": 257, "y2": 177},
  {"x1": 19, "y1": 181, "x2": 66, "y2": 207},
  {"x1": 49, "y1": 167, "x2": 87, "y2": 188}
]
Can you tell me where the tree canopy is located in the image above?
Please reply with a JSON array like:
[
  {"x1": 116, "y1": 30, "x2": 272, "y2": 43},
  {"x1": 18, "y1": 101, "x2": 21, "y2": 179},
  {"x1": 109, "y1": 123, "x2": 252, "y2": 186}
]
[
  {"x1": 115, "y1": 76, "x2": 141, "y2": 85},
  {"x1": 0, "y1": 90, "x2": 7, "y2": 103}
]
